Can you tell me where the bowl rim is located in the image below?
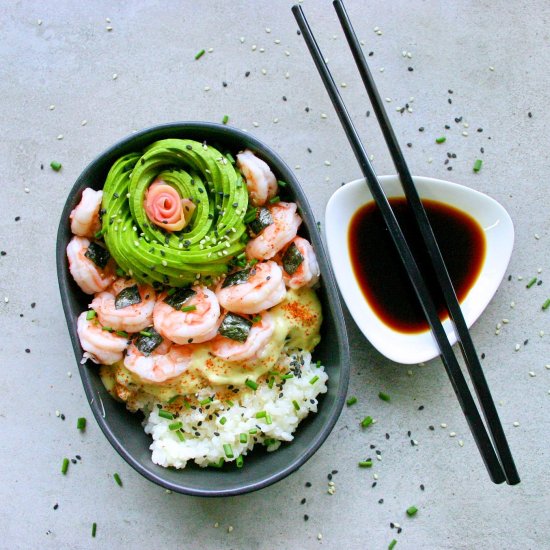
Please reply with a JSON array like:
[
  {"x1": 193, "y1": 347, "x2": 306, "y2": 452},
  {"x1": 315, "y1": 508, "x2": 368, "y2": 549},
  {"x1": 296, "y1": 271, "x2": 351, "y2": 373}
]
[
  {"x1": 325, "y1": 174, "x2": 514, "y2": 364},
  {"x1": 56, "y1": 121, "x2": 350, "y2": 496}
]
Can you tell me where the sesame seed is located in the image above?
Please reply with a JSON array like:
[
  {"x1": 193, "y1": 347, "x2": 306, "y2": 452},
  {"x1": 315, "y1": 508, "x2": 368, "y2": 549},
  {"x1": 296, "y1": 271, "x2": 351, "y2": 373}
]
[
  {"x1": 440, "y1": 423, "x2": 447, "y2": 428},
  {"x1": 514, "y1": 344, "x2": 521, "y2": 351},
  {"x1": 112, "y1": 73, "x2": 118, "y2": 80},
  {"x1": 449, "y1": 432, "x2": 456, "y2": 437},
  {"x1": 513, "y1": 421, "x2": 519, "y2": 427},
  {"x1": 324, "y1": 160, "x2": 331, "y2": 166}
]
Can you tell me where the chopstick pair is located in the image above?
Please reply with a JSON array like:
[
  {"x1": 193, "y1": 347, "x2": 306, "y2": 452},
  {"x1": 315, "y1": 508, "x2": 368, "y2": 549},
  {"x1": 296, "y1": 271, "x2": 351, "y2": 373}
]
[{"x1": 293, "y1": 1, "x2": 519, "y2": 485}]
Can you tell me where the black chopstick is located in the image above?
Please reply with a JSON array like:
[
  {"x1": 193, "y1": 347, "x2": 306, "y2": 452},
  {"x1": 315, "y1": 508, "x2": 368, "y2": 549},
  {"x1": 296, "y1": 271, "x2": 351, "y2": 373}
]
[
  {"x1": 332, "y1": 0, "x2": 519, "y2": 485},
  {"x1": 292, "y1": 4, "x2": 510, "y2": 485}
]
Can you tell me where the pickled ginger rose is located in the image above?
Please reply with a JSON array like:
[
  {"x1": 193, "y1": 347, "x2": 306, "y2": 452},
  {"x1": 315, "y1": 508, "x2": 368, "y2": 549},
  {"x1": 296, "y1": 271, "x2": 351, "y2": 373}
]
[{"x1": 144, "y1": 180, "x2": 195, "y2": 232}]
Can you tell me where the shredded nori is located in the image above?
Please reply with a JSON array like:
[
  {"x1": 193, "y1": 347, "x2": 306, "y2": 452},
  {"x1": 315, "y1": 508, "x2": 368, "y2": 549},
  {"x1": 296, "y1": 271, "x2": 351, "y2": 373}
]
[
  {"x1": 114, "y1": 285, "x2": 141, "y2": 309},
  {"x1": 164, "y1": 287, "x2": 196, "y2": 309},
  {"x1": 218, "y1": 312, "x2": 252, "y2": 342},
  {"x1": 135, "y1": 327, "x2": 163, "y2": 356},
  {"x1": 282, "y1": 242, "x2": 304, "y2": 275},
  {"x1": 84, "y1": 242, "x2": 110, "y2": 269},
  {"x1": 248, "y1": 207, "x2": 273, "y2": 235},
  {"x1": 222, "y1": 268, "x2": 251, "y2": 288}
]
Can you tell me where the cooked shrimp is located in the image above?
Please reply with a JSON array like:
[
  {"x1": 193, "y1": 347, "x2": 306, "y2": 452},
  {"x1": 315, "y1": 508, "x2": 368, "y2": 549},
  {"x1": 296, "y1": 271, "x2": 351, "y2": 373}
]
[
  {"x1": 216, "y1": 261, "x2": 286, "y2": 314},
  {"x1": 237, "y1": 149, "x2": 278, "y2": 206},
  {"x1": 153, "y1": 286, "x2": 220, "y2": 344},
  {"x1": 77, "y1": 311, "x2": 128, "y2": 365},
  {"x1": 70, "y1": 188, "x2": 103, "y2": 238},
  {"x1": 281, "y1": 237, "x2": 320, "y2": 289},
  {"x1": 246, "y1": 202, "x2": 302, "y2": 260},
  {"x1": 91, "y1": 279, "x2": 156, "y2": 333},
  {"x1": 124, "y1": 341, "x2": 192, "y2": 383},
  {"x1": 210, "y1": 311, "x2": 275, "y2": 362},
  {"x1": 67, "y1": 236, "x2": 115, "y2": 295}
]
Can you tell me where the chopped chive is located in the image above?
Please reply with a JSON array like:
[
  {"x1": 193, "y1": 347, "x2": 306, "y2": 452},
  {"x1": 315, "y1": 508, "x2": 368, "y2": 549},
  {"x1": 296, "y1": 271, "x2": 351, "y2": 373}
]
[
  {"x1": 361, "y1": 415, "x2": 373, "y2": 428},
  {"x1": 346, "y1": 396, "x2": 357, "y2": 406},
  {"x1": 378, "y1": 392, "x2": 391, "y2": 402},
  {"x1": 277, "y1": 179, "x2": 288, "y2": 187},
  {"x1": 167, "y1": 287, "x2": 177, "y2": 296},
  {"x1": 264, "y1": 438, "x2": 276, "y2": 446},
  {"x1": 158, "y1": 410, "x2": 174, "y2": 420},
  {"x1": 542, "y1": 298, "x2": 550, "y2": 310},
  {"x1": 406, "y1": 505, "x2": 418, "y2": 517},
  {"x1": 281, "y1": 373, "x2": 294, "y2": 380},
  {"x1": 358, "y1": 459, "x2": 373, "y2": 468},
  {"x1": 526, "y1": 277, "x2": 537, "y2": 288},
  {"x1": 169, "y1": 421, "x2": 183, "y2": 431},
  {"x1": 435, "y1": 136, "x2": 446, "y2": 144},
  {"x1": 175, "y1": 430, "x2": 185, "y2": 442},
  {"x1": 292, "y1": 400, "x2": 300, "y2": 411},
  {"x1": 167, "y1": 394, "x2": 180, "y2": 404},
  {"x1": 61, "y1": 458, "x2": 69, "y2": 475},
  {"x1": 115, "y1": 330, "x2": 128, "y2": 338},
  {"x1": 309, "y1": 375, "x2": 319, "y2": 385},
  {"x1": 101, "y1": 326, "x2": 113, "y2": 332},
  {"x1": 50, "y1": 161, "x2": 62, "y2": 171},
  {"x1": 209, "y1": 458, "x2": 224, "y2": 468},
  {"x1": 86, "y1": 310, "x2": 96, "y2": 320},
  {"x1": 195, "y1": 49, "x2": 205, "y2": 60},
  {"x1": 473, "y1": 158, "x2": 483, "y2": 172},
  {"x1": 248, "y1": 258, "x2": 258, "y2": 266},
  {"x1": 269, "y1": 195, "x2": 281, "y2": 204},
  {"x1": 180, "y1": 305, "x2": 197, "y2": 312},
  {"x1": 115, "y1": 267, "x2": 126, "y2": 277},
  {"x1": 226, "y1": 152, "x2": 235, "y2": 164},
  {"x1": 94, "y1": 228, "x2": 104, "y2": 239},
  {"x1": 240, "y1": 433, "x2": 248, "y2": 443},
  {"x1": 255, "y1": 411, "x2": 267, "y2": 419},
  {"x1": 222, "y1": 115, "x2": 229, "y2": 125},
  {"x1": 139, "y1": 330, "x2": 152, "y2": 337},
  {"x1": 91, "y1": 522, "x2": 97, "y2": 538},
  {"x1": 76, "y1": 417, "x2": 86, "y2": 431},
  {"x1": 226, "y1": 399, "x2": 234, "y2": 407},
  {"x1": 388, "y1": 539, "x2": 397, "y2": 550},
  {"x1": 265, "y1": 413, "x2": 272, "y2": 425},
  {"x1": 199, "y1": 397, "x2": 212, "y2": 406},
  {"x1": 223, "y1": 443, "x2": 234, "y2": 458},
  {"x1": 316, "y1": 360, "x2": 322, "y2": 368},
  {"x1": 113, "y1": 473, "x2": 122, "y2": 486},
  {"x1": 236, "y1": 455, "x2": 244, "y2": 468},
  {"x1": 248, "y1": 428, "x2": 258, "y2": 434},
  {"x1": 219, "y1": 416, "x2": 227, "y2": 425},
  {"x1": 268, "y1": 376, "x2": 275, "y2": 389},
  {"x1": 251, "y1": 315, "x2": 261, "y2": 323},
  {"x1": 245, "y1": 379, "x2": 258, "y2": 391}
]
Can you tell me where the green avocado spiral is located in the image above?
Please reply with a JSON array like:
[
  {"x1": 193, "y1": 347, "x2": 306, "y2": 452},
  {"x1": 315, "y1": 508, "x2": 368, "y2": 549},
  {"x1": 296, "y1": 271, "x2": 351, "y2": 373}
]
[{"x1": 101, "y1": 139, "x2": 249, "y2": 287}]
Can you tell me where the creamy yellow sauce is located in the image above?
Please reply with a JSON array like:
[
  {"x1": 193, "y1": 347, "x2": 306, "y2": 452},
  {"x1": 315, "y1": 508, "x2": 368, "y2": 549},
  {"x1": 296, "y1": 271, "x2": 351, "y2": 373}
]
[{"x1": 100, "y1": 287, "x2": 322, "y2": 411}]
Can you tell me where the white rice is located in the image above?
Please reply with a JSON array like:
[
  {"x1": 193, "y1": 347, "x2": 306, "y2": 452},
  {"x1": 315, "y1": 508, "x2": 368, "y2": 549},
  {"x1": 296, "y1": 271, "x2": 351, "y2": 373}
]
[{"x1": 143, "y1": 351, "x2": 328, "y2": 469}]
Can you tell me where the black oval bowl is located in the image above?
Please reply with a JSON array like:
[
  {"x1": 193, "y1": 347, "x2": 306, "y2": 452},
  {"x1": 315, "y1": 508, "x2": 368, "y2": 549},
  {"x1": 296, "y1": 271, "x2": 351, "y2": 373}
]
[{"x1": 56, "y1": 122, "x2": 350, "y2": 497}]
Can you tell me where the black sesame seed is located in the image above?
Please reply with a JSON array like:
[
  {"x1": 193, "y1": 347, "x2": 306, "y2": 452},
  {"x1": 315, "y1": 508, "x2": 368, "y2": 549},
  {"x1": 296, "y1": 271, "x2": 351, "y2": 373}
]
[
  {"x1": 370, "y1": 444, "x2": 376, "y2": 449},
  {"x1": 524, "y1": 339, "x2": 529, "y2": 346},
  {"x1": 445, "y1": 124, "x2": 450, "y2": 130},
  {"x1": 297, "y1": 30, "x2": 301, "y2": 35},
  {"x1": 418, "y1": 405, "x2": 424, "y2": 410},
  {"x1": 25, "y1": 348, "x2": 30, "y2": 353},
  {"x1": 60, "y1": 414, "x2": 65, "y2": 420},
  {"x1": 53, "y1": 504, "x2": 59, "y2": 510},
  {"x1": 390, "y1": 523, "x2": 395, "y2": 528},
  {"x1": 332, "y1": 469, "x2": 338, "y2": 474},
  {"x1": 41, "y1": 164, "x2": 44, "y2": 170},
  {"x1": 406, "y1": 143, "x2": 412, "y2": 148},
  {"x1": 307, "y1": 147, "x2": 312, "y2": 153},
  {"x1": 304, "y1": 514, "x2": 309, "y2": 521},
  {"x1": 528, "y1": 112, "x2": 532, "y2": 118},
  {"x1": 480, "y1": 147, "x2": 485, "y2": 154},
  {"x1": 222, "y1": 81, "x2": 227, "y2": 87},
  {"x1": 407, "y1": 430, "x2": 411, "y2": 437},
  {"x1": 378, "y1": 498, "x2": 384, "y2": 504},
  {"x1": 15, "y1": 216, "x2": 20, "y2": 221},
  {"x1": 245, "y1": 71, "x2": 250, "y2": 77},
  {"x1": 372, "y1": 482, "x2": 377, "y2": 488},
  {"x1": 481, "y1": 352, "x2": 486, "y2": 359},
  {"x1": 429, "y1": 425, "x2": 435, "y2": 431},
  {"x1": 305, "y1": 481, "x2": 312, "y2": 487},
  {"x1": 477, "y1": 128, "x2": 483, "y2": 132},
  {"x1": 447, "y1": 166, "x2": 453, "y2": 171},
  {"x1": 305, "y1": 107, "x2": 310, "y2": 112},
  {"x1": 366, "y1": 110, "x2": 371, "y2": 117},
  {"x1": 0, "y1": 251, "x2": 6, "y2": 256},
  {"x1": 537, "y1": 280, "x2": 543, "y2": 286},
  {"x1": 301, "y1": 498, "x2": 306, "y2": 504},
  {"x1": 448, "y1": 89, "x2": 453, "y2": 94},
  {"x1": 328, "y1": 473, "x2": 332, "y2": 480},
  {"x1": 71, "y1": 459, "x2": 77, "y2": 464},
  {"x1": 368, "y1": 51, "x2": 374, "y2": 56},
  {"x1": 420, "y1": 484, "x2": 425, "y2": 490},
  {"x1": 448, "y1": 98, "x2": 452, "y2": 104},
  {"x1": 408, "y1": 67, "x2": 413, "y2": 71},
  {"x1": 385, "y1": 433, "x2": 390, "y2": 440},
  {"x1": 282, "y1": 96, "x2": 287, "y2": 101},
  {"x1": 75, "y1": 455, "x2": 81, "y2": 460},
  {"x1": 397, "y1": 528, "x2": 402, "y2": 534}
]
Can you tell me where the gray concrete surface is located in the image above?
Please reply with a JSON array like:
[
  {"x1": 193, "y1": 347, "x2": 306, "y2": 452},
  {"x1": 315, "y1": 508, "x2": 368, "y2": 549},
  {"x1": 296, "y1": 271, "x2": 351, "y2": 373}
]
[{"x1": 1, "y1": 1, "x2": 549, "y2": 548}]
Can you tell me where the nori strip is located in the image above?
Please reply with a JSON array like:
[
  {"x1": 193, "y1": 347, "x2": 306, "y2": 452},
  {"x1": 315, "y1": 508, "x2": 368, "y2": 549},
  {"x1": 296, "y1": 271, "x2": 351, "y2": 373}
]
[
  {"x1": 164, "y1": 287, "x2": 196, "y2": 309},
  {"x1": 221, "y1": 268, "x2": 251, "y2": 288},
  {"x1": 135, "y1": 327, "x2": 163, "y2": 356},
  {"x1": 84, "y1": 242, "x2": 110, "y2": 269},
  {"x1": 248, "y1": 207, "x2": 273, "y2": 235},
  {"x1": 282, "y1": 242, "x2": 304, "y2": 275},
  {"x1": 114, "y1": 285, "x2": 141, "y2": 309},
  {"x1": 218, "y1": 313, "x2": 252, "y2": 342}
]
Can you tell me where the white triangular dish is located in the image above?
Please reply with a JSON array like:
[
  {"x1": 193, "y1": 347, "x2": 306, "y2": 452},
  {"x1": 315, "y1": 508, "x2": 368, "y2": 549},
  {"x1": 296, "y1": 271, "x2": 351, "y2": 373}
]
[{"x1": 325, "y1": 175, "x2": 514, "y2": 364}]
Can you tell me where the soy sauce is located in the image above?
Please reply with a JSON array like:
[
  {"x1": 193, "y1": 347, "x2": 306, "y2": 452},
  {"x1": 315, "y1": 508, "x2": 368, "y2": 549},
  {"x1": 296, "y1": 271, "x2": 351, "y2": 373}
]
[{"x1": 348, "y1": 197, "x2": 486, "y2": 334}]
